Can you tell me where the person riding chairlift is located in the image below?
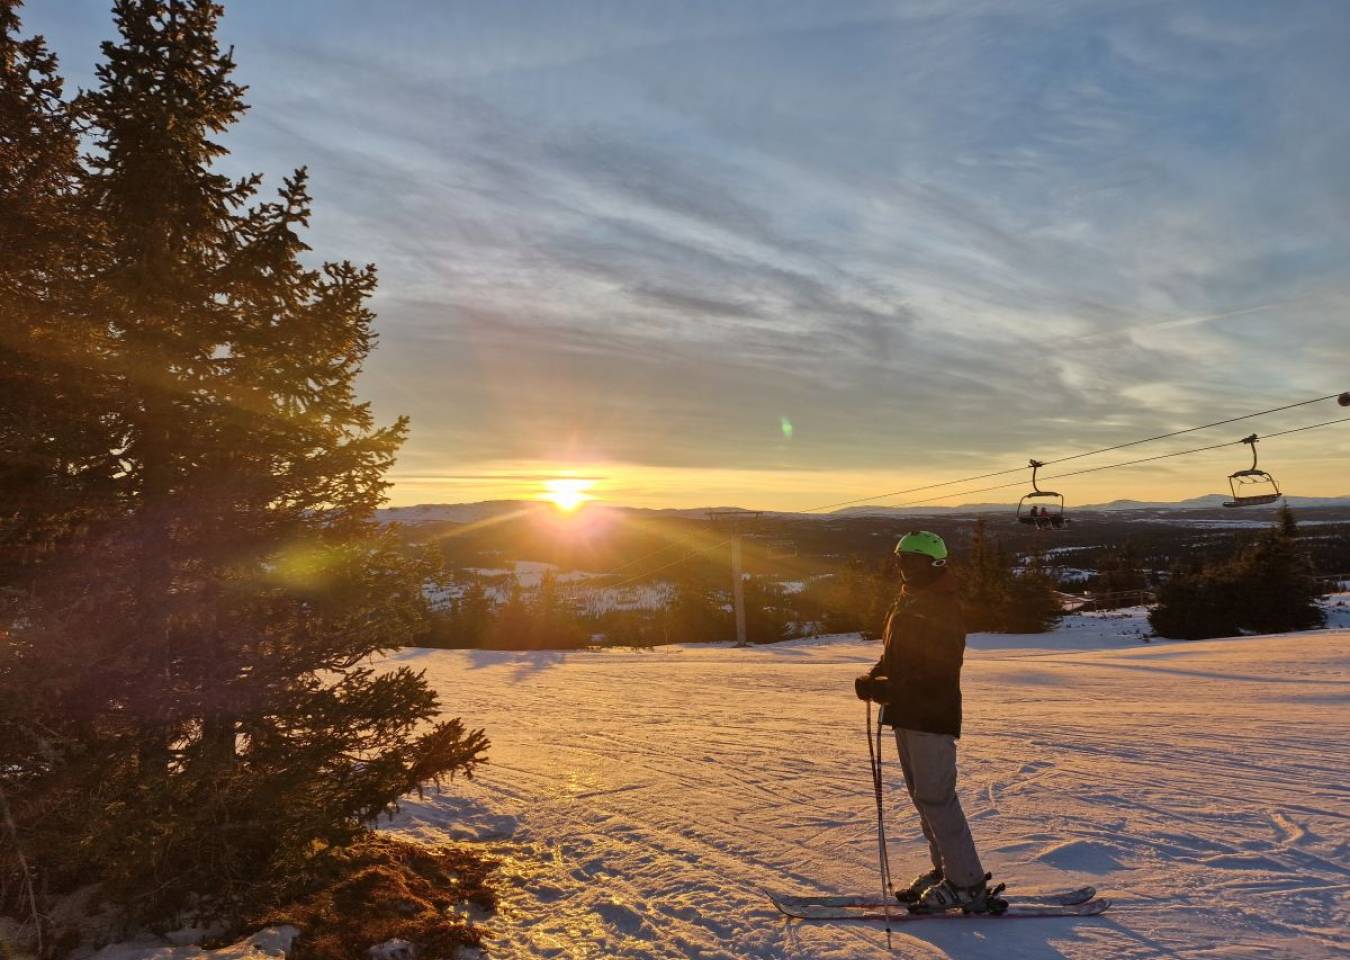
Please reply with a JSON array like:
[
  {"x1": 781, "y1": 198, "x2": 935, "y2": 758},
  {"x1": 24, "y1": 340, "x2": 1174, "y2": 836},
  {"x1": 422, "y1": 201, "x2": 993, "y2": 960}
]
[{"x1": 1031, "y1": 505, "x2": 1062, "y2": 530}]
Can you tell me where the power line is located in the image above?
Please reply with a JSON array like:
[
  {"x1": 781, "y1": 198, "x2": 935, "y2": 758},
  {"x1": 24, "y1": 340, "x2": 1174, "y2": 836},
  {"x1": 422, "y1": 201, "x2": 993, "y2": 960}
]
[
  {"x1": 558, "y1": 527, "x2": 724, "y2": 599},
  {"x1": 566, "y1": 511, "x2": 758, "y2": 585},
  {"x1": 802, "y1": 390, "x2": 1348, "y2": 514},
  {"x1": 579, "y1": 512, "x2": 777, "y2": 595},
  {"x1": 595, "y1": 536, "x2": 696, "y2": 576}
]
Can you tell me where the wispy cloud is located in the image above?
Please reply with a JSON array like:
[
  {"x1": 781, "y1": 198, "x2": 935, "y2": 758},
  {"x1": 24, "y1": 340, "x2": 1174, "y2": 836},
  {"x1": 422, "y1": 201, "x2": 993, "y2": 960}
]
[{"x1": 31, "y1": 0, "x2": 1350, "y2": 506}]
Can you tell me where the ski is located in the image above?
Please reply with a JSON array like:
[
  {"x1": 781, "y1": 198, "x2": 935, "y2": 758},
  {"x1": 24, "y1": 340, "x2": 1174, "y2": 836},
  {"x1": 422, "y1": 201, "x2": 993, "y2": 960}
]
[
  {"x1": 774, "y1": 885, "x2": 1095, "y2": 912},
  {"x1": 772, "y1": 897, "x2": 1110, "y2": 922}
]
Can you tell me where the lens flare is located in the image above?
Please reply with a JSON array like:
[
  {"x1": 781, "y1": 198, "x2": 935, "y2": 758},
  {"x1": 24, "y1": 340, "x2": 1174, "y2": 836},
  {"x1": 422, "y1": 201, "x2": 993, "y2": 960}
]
[{"x1": 542, "y1": 477, "x2": 593, "y2": 512}]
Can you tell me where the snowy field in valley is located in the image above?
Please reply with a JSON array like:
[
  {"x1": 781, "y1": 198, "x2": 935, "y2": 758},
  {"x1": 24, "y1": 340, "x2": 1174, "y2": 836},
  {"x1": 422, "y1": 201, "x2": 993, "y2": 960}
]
[{"x1": 382, "y1": 603, "x2": 1350, "y2": 960}]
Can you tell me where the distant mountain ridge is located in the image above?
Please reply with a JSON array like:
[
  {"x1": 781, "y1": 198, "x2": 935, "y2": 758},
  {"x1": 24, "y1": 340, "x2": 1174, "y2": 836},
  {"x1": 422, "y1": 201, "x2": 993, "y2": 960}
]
[
  {"x1": 832, "y1": 494, "x2": 1350, "y2": 518},
  {"x1": 378, "y1": 494, "x2": 1350, "y2": 525},
  {"x1": 378, "y1": 500, "x2": 536, "y2": 524}
]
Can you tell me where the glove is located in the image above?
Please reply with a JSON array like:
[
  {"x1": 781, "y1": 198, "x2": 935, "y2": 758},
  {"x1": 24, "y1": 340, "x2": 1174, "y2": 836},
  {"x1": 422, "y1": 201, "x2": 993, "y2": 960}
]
[{"x1": 855, "y1": 674, "x2": 890, "y2": 702}]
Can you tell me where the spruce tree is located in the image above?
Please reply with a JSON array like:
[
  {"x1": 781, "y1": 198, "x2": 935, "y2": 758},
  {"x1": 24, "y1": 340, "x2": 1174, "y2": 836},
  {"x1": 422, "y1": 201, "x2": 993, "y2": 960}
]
[
  {"x1": 1, "y1": 0, "x2": 486, "y2": 932},
  {"x1": 1150, "y1": 508, "x2": 1323, "y2": 639},
  {"x1": 0, "y1": 6, "x2": 112, "y2": 945},
  {"x1": 958, "y1": 518, "x2": 1011, "y2": 631},
  {"x1": 1004, "y1": 550, "x2": 1064, "y2": 633},
  {"x1": 744, "y1": 578, "x2": 793, "y2": 644},
  {"x1": 828, "y1": 556, "x2": 872, "y2": 635},
  {"x1": 0, "y1": 0, "x2": 117, "y2": 591},
  {"x1": 1150, "y1": 564, "x2": 1244, "y2": 640},
  {"x1": 1229, "y1": 509, "x2": 1324, "y2": 634},
  {"x1": 1276, "y1": 503, "x2": 1298, "y2": 539},
  {"x1": 489, "y1": 581, "x2": 533, "y2": 648},
  {"x1": 1095, "y1": 540, "x2": 1148, "y2": 599},
  {"x1": 440, "y1": 579, "x2": 491, "y2": 648},
  {"x1": 668, "y1": 576, "x2": 732, "y2": 643},
  {"x1": 533, "y1": 571, "x2": 586, "y2": 648},
  {"x1": 953, "y1": 522, "x2": 1061, "y2": 633}
]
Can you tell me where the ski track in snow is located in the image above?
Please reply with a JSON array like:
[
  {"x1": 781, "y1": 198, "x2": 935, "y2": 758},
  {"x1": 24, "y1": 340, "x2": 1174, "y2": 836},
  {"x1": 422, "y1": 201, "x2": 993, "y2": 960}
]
[{"x1": 386, "y1": 609, "x2": 1350, "y2": 959}]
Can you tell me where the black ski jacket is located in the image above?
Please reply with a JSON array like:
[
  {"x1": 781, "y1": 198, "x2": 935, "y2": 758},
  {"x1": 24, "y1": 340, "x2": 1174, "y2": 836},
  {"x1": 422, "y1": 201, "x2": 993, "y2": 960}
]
[{"x1": 867, "y1": 571, "x2": 967, "y2": 738}]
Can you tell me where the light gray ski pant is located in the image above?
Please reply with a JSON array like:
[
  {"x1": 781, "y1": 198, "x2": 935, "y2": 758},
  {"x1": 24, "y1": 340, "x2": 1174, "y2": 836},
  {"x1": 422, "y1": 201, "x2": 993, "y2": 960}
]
[{"x1": 894, "y1": 728, "x2": 985, "y2": 887}]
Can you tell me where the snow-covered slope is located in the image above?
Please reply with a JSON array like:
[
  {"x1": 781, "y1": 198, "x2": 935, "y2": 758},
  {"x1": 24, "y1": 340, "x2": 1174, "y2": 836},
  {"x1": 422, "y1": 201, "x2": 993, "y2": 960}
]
[{"x1": 388, "y1": 617, "x2": 1349, "y2": 959}]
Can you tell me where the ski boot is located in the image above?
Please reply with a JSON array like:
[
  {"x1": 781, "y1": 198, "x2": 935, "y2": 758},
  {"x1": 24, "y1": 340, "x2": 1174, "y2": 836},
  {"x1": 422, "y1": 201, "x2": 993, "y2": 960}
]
[
  {"x1": 908, "y1": 872, "x2": 1008, "y2": 915},
  {"x1": 894, "y1": 868, "x2": 944, "y2": 904}
]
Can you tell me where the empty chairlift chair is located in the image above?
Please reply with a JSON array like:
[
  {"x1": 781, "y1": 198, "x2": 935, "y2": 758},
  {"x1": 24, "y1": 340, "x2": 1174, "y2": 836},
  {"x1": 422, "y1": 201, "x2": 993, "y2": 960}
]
[{"x1": 1222, "y1": 434, "x2": 1283, "y2": 508}]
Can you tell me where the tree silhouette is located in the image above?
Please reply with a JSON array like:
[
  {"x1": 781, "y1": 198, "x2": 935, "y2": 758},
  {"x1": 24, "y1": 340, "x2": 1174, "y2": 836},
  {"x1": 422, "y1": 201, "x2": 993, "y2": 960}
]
[{"x1": 1, "y1": 0, "x2": 486, "y2": 932}]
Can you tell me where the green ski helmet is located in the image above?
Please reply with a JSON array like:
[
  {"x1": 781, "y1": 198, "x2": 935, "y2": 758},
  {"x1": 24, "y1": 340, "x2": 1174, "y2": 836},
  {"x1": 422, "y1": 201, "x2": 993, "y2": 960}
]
[{"x1": 895, "y1": 530, "x2": 948, "y2": 565}]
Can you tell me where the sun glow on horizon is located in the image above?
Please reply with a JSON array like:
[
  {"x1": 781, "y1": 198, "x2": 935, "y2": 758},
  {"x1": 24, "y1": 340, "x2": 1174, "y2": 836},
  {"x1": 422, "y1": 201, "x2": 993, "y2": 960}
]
[
  {"x1": 389, "y1": 448, "x2": 1350, "y2": 513},
  {"x1": 542, "y1": 477, "x2": 595, "y2": 512}
]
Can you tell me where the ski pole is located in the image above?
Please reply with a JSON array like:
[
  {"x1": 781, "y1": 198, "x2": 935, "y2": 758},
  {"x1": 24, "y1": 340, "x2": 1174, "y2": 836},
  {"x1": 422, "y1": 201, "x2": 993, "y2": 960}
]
[{"x1": 866, "y1": 700, "x2": 893, "y2": 932}]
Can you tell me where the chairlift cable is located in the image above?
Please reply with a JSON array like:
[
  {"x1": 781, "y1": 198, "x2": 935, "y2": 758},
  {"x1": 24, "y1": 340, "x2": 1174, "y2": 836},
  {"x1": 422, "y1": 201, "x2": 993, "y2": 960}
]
[
  {"x1": 802, "y1": 391, "x2": 1347, "y2": 514},
  {"x1": 1038, "y1": 394, "x2": 1344, "y2": 467},
  {"x1": 852, "y1": 415, "x2": 1350, "y2": 512},
  {"x1": 562, "y1": 413, "x2": 1349, "y2": 596}
]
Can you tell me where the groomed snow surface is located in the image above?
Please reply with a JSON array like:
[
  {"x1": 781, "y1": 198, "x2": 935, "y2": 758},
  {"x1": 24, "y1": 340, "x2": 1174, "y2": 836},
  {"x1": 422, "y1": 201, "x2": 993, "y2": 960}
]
[{"x1": 384, "y1": 603, "x2": 1349, "y2": 960}]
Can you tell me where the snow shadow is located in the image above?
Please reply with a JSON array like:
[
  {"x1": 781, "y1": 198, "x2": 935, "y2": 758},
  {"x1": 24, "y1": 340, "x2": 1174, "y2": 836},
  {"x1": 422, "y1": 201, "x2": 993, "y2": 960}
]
[
  {"x1": 386, "y1": 788, "x2": 520, "y2": 842},
  {"x1": 1033, "y1": 838, "x2": 1128, "y2": 874},
  {"x1": 464, "y1": 647, "x2": 569, "y2": 679}
]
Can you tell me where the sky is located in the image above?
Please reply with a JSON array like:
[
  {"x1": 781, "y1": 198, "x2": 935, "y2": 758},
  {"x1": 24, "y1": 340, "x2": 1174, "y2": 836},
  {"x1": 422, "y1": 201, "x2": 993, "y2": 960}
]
[{"x1": 30, "y1": 0, "x2": 1350, "y2": 510}]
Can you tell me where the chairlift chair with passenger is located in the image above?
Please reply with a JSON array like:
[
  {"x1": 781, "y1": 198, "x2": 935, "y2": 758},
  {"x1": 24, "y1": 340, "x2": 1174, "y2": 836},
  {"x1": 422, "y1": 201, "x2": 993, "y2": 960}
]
[
  {"x1": 1222, "y1": 434, "x2": 1283, "y2": 508},
  {"x1": 1016, "y1": 459, "x2": 1067, "y2": 529}
]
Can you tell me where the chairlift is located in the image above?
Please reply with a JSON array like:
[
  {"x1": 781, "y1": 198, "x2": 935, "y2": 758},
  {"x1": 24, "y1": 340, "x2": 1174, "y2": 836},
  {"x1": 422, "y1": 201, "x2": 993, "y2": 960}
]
[
  {"x1": 1222, "y1": 434, "x2": 1282, "y2": 508},
  {"x1": 1017, "y1": 459, "x2": 1067, "y2": 530}
]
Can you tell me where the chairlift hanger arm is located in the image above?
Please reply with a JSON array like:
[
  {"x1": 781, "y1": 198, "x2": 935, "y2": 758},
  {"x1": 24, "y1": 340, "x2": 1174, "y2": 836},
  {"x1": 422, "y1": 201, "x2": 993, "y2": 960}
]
[
  {"x1": 1018, "y1": 457, "x2": 1066, "y2": 528},
  {"x1": 1229, "y1": 433, "x2": 1271, "y2": 480},
  {"x1": 1224, "y1": 433, "x2": 1282, "y2": 507},
  {"x1": 1028, "y1": 459, "x2": 1045, "y2": 494},
  {"x1": 1023, "y1": 458, "x2": 1062, "y2": 500},
  {"x1": 1239, "y1": 434, "x2": 1261, "y2": 472}
]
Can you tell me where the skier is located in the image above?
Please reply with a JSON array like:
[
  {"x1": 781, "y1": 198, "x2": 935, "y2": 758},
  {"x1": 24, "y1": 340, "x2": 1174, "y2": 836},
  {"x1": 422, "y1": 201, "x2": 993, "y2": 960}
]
[{"x1": 855, "y1": 530, "x2": 996, "y2": 913}]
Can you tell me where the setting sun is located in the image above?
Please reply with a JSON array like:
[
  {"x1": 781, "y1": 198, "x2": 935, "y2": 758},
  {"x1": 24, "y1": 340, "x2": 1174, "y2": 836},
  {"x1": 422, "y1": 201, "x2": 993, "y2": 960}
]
[{"x1": 542, "y1": 477, "x2": 594, "y2": 512}]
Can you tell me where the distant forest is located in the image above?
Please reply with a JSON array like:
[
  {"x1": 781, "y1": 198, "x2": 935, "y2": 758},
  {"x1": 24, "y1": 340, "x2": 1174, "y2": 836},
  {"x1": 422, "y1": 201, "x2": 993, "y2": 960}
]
[{"x1": 394, "y1": 505, "x2": 1350, "y2": 649}]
